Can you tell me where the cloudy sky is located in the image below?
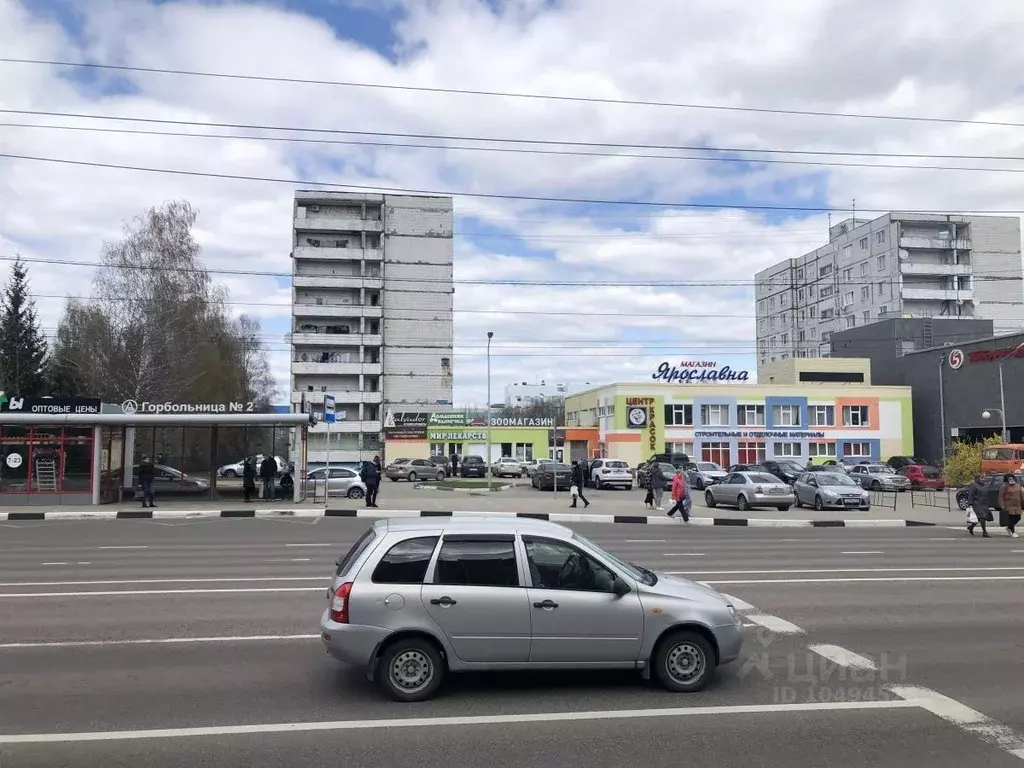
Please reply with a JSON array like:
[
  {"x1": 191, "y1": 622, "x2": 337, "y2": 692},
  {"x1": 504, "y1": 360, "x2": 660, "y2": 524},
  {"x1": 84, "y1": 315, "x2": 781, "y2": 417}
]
[{"x1": 2, "y1": 0, "x2": 1024, "y2": 405}]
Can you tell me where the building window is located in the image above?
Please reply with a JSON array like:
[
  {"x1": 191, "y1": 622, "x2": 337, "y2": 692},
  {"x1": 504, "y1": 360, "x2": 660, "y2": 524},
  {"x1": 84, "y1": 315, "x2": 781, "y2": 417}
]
[
  {"x1": 737, "y1": 405, "x2": 765, "y2": 426},
  {"x1": 665, "y1": 403, "x2": 694, "y2": 426},
  {"x1": 798, "y1": 289, "x2": 804, "y2": 301},
  {"x1": 861, "y1": 286, "x2": 870, "y2": 301},
  {"x1": 515, "y1": 443, "x2": 534, "y2": 461},
  {"x1": 877, "y1": 255, "x2": 886, "y2": 270},
  {"x1": 860, "y1": 262, "x2": 868, "y2": 276},
  {"x1": 798, "y1": 330, "x2": 806, "y2": 342},
  {"x1": 782, "y1": 293, "x2": 788, "y2": 306},
  {"x1": 822, "y1": 331, "x2": 832, "y2": 343},
  {"x1": 781, "y1": 313, "x2": 788, "y2": 324},
  {"x1": 859, "y1": 237, "x2": 868, "y2": 250},
  {"x1": 781, "y1": 333, "x2": 789, "y2": 344},
  {"x1": 842, "y1": 268, "x2": 852, "y2": 280},
  {"x1": 820, "y1": 286, "x2": 834, "y2": 298},
  {"x1": 842, "y1": 245, "x2": 852, "y2": 260},
  {"x1": 0, "y1": 426, "x2": 94, "y2": 495},
  {"x1": 821, "y1": 308, "x2": 835, "y2": 320},
  {"x1": 700, "y1": 404, "x2": 730, "y2": 426},
  {"x1": 809, "y1": 285, "x2": 816, "y2": 297},
  {"x1": 808, "y1": 442, "x2": 837, "y2": 457},
  {"x1": 797, "y1": 268, "x2": 804, "y2": 279},
  {"x1": 843, "y1": 291, "x2": 855, "y2": 306},
  {"x1": 810, "y1": 405, "x2": 835, "y2": 426},
  {"x1": 667, "y1": 441, "x2": 695, "y2": 457},
  {"x1": 773, "y1": 442, "x2": 802, "y2": 457},
  {"x1": 769, "y1": 297, "x2": 776, "y2": 309},
  {"x1": 809, "y1": 306, "x2": 817, "y2": 318},
  {"x1": 702, "y1": 442, "x2": 730, "y2": 467},
  {"x1": 770, "y1": 335, "x2": 777, "y2": 348},
  {"x1": 819, "y1": 264, "x2": 833, "y2": 277},
  {"x1": 846, "y1": 316, "x2": 856, "y2": 329},
  {"x1": 843, "y1": 405, "x2": 870, "y2": 427},
  {"x1": 880, "y1": 304, "x2": 888, "y2": 315},
  {"x1": 876, "y1": 230, "x2": 886, "y2": 244},
  {"x1": 770, "y1": 317, "x2": 776, "y2": 329},
  {"x1": 844, "y1": 441, "x2": 872, "y2": 457},
  {"x1": 758, "y1": 300, "x2": 765, "y2": 313},
  {"x1": 879, "y1": 281, "x2": 887, "y2": 297},
  {"x1": 772, "y1": 404, "x2": 801, "y2": 427},
  {"x1": 862, "y1": 310, "x2": 871, "y2": 323},
  {"x1": 737, "y1": 441, "x2": 765, "y2": 464}
]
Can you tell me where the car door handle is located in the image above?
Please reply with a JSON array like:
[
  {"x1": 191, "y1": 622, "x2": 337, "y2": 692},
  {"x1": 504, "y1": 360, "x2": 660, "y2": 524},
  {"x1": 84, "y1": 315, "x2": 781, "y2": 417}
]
[
  {"x1": 533, "y1": 600, "x2": 559, "y2": 609},
  {"x1": 430, "y1": 596, "x2": 457, "y2": 606}
]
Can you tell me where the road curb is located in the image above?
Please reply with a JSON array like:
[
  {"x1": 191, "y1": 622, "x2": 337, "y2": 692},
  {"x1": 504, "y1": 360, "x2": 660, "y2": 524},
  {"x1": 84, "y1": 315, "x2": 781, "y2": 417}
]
[{"x1": 1, "y1": 508, "x2": 940, "y2": 527}]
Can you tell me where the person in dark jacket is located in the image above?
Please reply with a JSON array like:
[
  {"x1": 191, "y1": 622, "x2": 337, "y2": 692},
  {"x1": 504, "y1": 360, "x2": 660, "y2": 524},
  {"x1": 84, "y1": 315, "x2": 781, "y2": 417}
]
[
  {"x1": 998, "y1": 474, "x2": 1023, "y2": 538},
  {"x1": 360, "y1": 459, "x2": 381, "y2": 508},
  {"x1": 138, "y1": 455, "x2": 156, "y2": 508},
  {"x1": 259, "y1": 454, "x2": 277, "y2": 502},
  {"x1": 967, "y1": 474, "x2": 991, "y2": 537},
  {"x1": 569, "y1": 460, "x2": 590, "y2": 509},
  {"x1": 242, "y1": 457, "x2": 257, "y2": 503},
  {"x1": 373, "y1": 455, "x2": 382, "y2": 472},
  {"x1": 650, "y1": 463, "x2": 668, "y2": 511},
  {"x1": 279, "y1": 471, "x2": 294, "y2": 500}
]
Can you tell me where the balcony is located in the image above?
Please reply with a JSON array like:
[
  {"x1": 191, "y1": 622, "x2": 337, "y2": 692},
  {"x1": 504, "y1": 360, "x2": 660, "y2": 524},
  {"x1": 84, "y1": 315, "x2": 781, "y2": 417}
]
[
  {"x1": 309, "y1": 420, "x2": 382, "y2": 434},
  {"x1": 293, "y1": 246, "x2": 383, "y2": 262},
  {"x1": 292, "y1": 390, "x2": 383, "y2": 406},
  {"x1": 292, "y1": 303, "x2": 383, "y2": 319},
  {"x1": 290, "y1": 333, "x2": 382, "y2": 347},
  {"x1": 900, "y1": 262, "x2": 972, "y2": 277},
  {"x1": 294, "y1": 213, "x2": 384, "y2": 233},
  {"x1": 899, "y1": 236, "x2": 971, "y2": 250},
  {"x1": 291, "y1": 362, "x2": 383, "y2": 376},
  {"x1": 900, "y1": 287, "x2": 975, "y2": 302},
  {"x1": 292, "y1": 275, "x2": 383, "y2": 290}
]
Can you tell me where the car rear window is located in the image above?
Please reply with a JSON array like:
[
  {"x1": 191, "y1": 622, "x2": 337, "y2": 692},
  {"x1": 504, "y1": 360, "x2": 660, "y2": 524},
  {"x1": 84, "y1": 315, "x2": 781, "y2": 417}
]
[
  {"x1": 606, "y1": 461, "x2": 628, "y2": 468},
  {"x1": 371, "y1": 537, "x2": 439, "y2": 584},
  {"x1": 336, "y1": 527, "x2": 378, "y2": 577},
  {"x1": 923, "y1": 466, "x2": 941, "y2": 478},
  {"x1": 748, "y1": 473, "x2": 780, "y2": 484},
  {"x1": 464, "y1": 456, "x2": 484, "y2": 464}
]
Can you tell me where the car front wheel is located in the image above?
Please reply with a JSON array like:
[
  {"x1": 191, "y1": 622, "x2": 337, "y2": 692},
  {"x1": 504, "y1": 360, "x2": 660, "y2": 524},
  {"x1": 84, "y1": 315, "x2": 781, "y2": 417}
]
[
  {"x1": 407, "y1": 472, "x2": 418, "y2": 482},
  {"x1": 653, "y1": 630, "x2": 715, "y2": 693},
  {"x1": 378, "y1": 638, "x2": 445, "y2": 702},
  {"x1": 957, "y1": 495, "x2": 969, "y2": 511},
  {"x1": 222, "y1": 469, "x2": 238, "y2": 478},
  {"x1": 814, "y1": 495, "x2": 825, "y2": 511},
  {"x1": 704, "y1": 490, "x2": 716, "y2": 508},
  {"x1": 347, "y1": 487, "x2": 365, "y2": 499}
]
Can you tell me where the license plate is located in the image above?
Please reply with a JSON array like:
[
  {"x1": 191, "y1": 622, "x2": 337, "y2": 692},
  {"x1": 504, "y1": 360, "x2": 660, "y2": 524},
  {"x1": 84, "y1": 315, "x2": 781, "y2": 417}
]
[
  {"x1": 844, "y1": 499, "x2": 860, "y2": 506},
  {"x1": 768, "y1": 488, "x2": 785, "y2": 495}
]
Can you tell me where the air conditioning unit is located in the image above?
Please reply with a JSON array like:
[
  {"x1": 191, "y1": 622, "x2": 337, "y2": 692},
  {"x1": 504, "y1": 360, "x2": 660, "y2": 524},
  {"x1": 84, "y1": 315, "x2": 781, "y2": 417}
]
[{"x1": 308, "y1": 205, "x2": 321, "y2": 212}]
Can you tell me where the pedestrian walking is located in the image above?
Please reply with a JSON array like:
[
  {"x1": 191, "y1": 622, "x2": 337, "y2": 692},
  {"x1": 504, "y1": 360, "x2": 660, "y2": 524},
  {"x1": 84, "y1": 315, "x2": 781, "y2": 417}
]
[
  {"x1": 650, "y1": 463, "x2": 668, "y2": 512},
  {"x1": 259, "y1": 454, "x2": 277, "y2": 502},
  {"x1": 138, "y1": 455, "x2": 156, "y2": 508},
  {"x1": 967, "y1": 473, "x2": 992, "y2": 537},
  {"x1": 666, "y1": 468, "x2": 691, "y2": 522},
  {"x1": 361, "y1": 458, "x2": 381, "y2": 508},
  {"x1": 999, "y1": 473, "x2": 1023, "y2": 538},
  {"x1": 451, "y1": 454, "x2": 460, "y2": 478},
  {"x1": 569, "y1": 460, "x2": 590, "y2": 509},
  {"x1": 242, "y1": 456, "x2": 256, "y2": 503}
]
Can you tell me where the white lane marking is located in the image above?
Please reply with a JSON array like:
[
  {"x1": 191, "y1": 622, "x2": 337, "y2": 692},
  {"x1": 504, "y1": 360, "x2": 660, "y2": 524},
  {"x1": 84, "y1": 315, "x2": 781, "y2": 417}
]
[
  {"x1": 0, "y1": 577, "x2": 324, "y2": 587},
  {"x1": 264, "y1": 558, "x2": 312, "y2": 563},
  {"x1": 699, "y1": 576, "x2": 1024, "y2": 584},
  {"x1": 0, "y1": 587, "x2": 324, "y2": 598},
  {"x1": 722, "y1": 594, "x2": 755, "y2": 611},
  {"x1": 40, "y1": 562, "x2": 67, "y2": 566},
  {"x1": 808, "y1": 644, "x2": 878, "y2": 671},
  {"x1": 841, "y1": 551, "x2": 884, "y2": 555},
  {"x1": 669, "y1": 567, "x2": 1024, "y2": 576},
  {"x1": 0, "y1": 634, "x2": 320, "y2": 649},
  {"x1": 745, "y1": 615, "x2": 804, "y2": 634},
  {"x1": 663, "y1": 553, "x2": 705, "y2": 557},
  {"x1": 0, "y1": 699, "x2": 918, "y2": 744},
  {"x1": 97, "y1": 546, "x2": 148, "y2": 550},
  {"x1": 888, "y1": 685, "x2": 1024, "y2": 760},
  {"x1": 76, "y1": 562, "x2": 91, "y2": 565}
]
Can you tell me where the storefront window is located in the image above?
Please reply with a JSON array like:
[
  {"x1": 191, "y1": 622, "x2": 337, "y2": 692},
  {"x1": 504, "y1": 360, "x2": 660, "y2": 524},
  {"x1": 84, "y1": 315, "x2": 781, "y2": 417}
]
[
  {"x1": 0, "y1": 427, "x2": 94, "y2": 494},
  {"x1": 737, "y1": 441, "x2": 765, "y2": 465},
  {"x1": 702, "y1": 442, "x2": 731, "y2": 467}
]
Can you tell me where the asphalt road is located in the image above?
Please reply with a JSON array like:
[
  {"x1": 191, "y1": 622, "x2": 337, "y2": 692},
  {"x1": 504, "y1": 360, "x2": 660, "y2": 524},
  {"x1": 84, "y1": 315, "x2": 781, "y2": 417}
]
[{"x1": 1, "y1": 517, "x2": 1023, "y2": 766}]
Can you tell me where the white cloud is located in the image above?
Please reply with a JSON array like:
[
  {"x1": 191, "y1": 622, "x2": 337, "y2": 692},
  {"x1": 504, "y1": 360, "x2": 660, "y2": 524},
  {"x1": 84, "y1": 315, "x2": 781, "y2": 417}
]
[{"x1": 1, "y1": 0, "x2": 1024, "y2": 404}]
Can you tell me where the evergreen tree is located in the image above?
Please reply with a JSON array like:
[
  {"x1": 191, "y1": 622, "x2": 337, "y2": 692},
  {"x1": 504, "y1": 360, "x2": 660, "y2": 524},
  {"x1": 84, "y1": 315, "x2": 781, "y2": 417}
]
[{"x1": 0, "y1": 257, "x2": 49, "y2": 396}]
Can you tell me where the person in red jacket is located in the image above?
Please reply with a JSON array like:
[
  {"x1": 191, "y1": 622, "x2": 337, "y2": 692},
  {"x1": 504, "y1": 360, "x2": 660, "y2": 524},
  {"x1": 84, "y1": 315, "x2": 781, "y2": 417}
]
[{"x1": 666, "y1": 468, "x2": 691, "y2": 522}]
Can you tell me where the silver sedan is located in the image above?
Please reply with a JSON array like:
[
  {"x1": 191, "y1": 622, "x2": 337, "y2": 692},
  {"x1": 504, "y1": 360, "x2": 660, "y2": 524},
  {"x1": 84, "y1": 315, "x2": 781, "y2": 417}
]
[
  {"x1": 306, "y1": 467, "x2": 368, "y2": 499},
  {"x1": 793, "y1": 472, "x2": 870, "y2": 511},
  {"x1": 704, "y1": 472, "x2": 795, "y2": 512}
]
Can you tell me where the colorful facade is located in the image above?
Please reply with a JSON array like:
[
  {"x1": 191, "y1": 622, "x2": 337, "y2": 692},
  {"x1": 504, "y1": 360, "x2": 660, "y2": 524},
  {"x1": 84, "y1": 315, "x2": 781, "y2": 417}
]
[
  {"x1": 383, "y1": 410, "x2": 559, "y2": 463},
  {"x1": 564, "y1": 378, "x2": 913, "y2": 468}
]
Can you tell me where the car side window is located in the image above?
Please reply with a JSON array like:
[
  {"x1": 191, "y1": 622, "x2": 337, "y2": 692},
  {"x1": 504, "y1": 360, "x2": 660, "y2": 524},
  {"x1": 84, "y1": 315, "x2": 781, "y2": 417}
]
[
  {"x1": 592, "y1": 460, "x2": 602, "y2": 469},
  {"x1": 329, "y1": 468, "x2": 354, "y2": 479},
  {"x1": 523, "y1": 537, "x2": 617, "y2": 593},
  {"x1": 434, "y1": 536, "x2": 520, "y2": 587},
  {"x1": 730, "y1": 474, "x2": 745, "y2": 484},
  {"x1": 371, "y1": 537, "x2": 439, "y2": 584}
]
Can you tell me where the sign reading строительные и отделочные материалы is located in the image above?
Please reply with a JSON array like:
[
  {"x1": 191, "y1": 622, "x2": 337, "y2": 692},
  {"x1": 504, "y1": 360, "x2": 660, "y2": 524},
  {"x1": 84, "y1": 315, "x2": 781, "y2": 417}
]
[{"x1": 652, "y1": 360, "x2": 750, "y2": 383}]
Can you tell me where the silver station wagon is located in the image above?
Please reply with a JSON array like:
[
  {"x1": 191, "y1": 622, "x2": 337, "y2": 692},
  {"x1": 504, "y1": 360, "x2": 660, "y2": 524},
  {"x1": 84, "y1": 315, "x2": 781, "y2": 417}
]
[{"x1": 320, "y1": 517, "x2": 743, "y2": 701}]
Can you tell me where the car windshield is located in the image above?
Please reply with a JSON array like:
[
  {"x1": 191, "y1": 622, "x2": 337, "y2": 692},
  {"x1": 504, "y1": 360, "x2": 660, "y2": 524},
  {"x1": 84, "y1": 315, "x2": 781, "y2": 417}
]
[
  {"x1": 748, "y1": 473, "x2": 781, "y2": 484},
  {"x1": 867, "y1": 465, "x2": 893, "y2": 474},
  {"x1": 697, "y1": 462, "x2": 721, "y2": 471},
  {"x1": 818, "y1": 473, "x2": 856, "y2": 486},
  {"x1": 573, "y1": 534, "x2": 651, "y2": 585}
]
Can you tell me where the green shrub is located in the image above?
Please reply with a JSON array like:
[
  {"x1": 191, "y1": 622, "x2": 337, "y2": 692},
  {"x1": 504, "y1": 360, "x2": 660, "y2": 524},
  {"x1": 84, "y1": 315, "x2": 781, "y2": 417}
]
[{"x1": 943, "y1": 435, "x2": 1003, "y2": 487}]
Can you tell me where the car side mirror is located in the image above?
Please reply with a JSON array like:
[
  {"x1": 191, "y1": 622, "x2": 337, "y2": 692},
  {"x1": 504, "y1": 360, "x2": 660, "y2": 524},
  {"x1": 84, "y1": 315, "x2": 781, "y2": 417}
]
[{"x1": 613, "y1": 578, "x2": 631, "y2": 596}]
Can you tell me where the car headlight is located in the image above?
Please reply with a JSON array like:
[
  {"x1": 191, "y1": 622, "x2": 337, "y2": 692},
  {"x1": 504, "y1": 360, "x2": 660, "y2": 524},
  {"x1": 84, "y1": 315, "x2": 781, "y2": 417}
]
[
  {"x1": 727, "y1": 605, "x2": 739, "y2": 624},
  {"x1": 822, "y1": 490, "x2": 838, "y2": 499}
]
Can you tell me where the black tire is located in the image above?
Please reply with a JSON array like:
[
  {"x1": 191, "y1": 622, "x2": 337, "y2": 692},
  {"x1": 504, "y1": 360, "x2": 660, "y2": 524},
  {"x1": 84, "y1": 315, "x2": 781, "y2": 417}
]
[
  {"x1": 778, "y1": 505, "x2": 790, "y2": 511},
  {"x1": 814, "y1": 495, "x2": 824, "y2": 512},
  {"x1": 694, "y1": 477, "x2": 705, "y2": 491},
  {"x1": 871, "y1": 480, "x2": 881, "y2": 491},
  {"x1": 222, "y1": 469, "x2": 238, "y2": 478},
  {"x1": 652, "y1": 630, "x2": 715, "y2": 693},
  {"x1": 704, "y1": 490, "x2": 716, "y2": 508},
  {"x1": 736, "y1": 494, "x2": 750, "y2": 512},
  {"x1": 794, "y1": 495, "x2": 803, "y2": 509},
  {"x1": 377, "y1": 638, "x2": 445, "y2": 702},
  {"x1": 347, "y1": 486, "x2": 365, "y2": 499},
  {"x1": 957, "y1": 495, "x2": 969, "y2": 511},
  {"x1": 407, "y1": 471, "x2": 418, "y2": 482},
  {"x1": 595, "y1": 477, "x2": 604, "y2": 490}
]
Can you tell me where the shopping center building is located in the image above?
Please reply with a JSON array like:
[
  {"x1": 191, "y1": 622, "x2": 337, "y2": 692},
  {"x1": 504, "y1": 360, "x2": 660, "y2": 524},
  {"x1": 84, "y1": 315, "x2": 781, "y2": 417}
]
[{"x1": 562, "y1": 359, "x2": 913, "y2": 467}]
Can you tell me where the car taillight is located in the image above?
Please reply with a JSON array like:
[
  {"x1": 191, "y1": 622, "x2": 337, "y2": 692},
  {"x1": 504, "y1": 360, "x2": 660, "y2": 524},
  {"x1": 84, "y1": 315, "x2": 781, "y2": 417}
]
[{"x1": 330, "y1": 582, "x2": 352, "y2": 623}]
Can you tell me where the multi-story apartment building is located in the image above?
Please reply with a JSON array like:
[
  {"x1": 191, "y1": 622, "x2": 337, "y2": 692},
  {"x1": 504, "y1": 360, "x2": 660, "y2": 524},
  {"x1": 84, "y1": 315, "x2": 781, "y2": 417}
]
[
  {"x1": 755, "y1": 212, "x2": 1023, "y2": 368},
  {"x1": 290, "y1": 191, "x2": 454, "y2": 466}
]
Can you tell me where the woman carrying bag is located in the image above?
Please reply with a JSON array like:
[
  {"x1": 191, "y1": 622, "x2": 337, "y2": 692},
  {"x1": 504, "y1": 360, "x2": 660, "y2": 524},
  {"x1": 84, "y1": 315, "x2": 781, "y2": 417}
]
[
  {"x1": 998, "y1": 474, "x2": 1023, "y2": 538},
  {"x1": 967, "y1": 473, "x2": 992, "y2": 538}
]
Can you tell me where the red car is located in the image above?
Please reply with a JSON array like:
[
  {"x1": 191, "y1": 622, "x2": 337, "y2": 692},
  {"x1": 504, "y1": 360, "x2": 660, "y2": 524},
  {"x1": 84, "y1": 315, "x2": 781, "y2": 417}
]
[{"x1": 898, "y1": 464, "x2": 945, "y2": 490}]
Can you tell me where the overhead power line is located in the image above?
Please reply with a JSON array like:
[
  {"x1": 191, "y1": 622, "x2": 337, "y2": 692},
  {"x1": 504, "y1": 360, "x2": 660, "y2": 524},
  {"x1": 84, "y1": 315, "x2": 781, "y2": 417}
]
[{"x1": 2, "y1": 58, "x2": 1019, "y2": 129}]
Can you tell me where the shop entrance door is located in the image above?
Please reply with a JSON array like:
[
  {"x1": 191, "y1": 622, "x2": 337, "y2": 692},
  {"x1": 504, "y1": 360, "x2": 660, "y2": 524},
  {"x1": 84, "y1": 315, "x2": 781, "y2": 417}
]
[{"x1": 99, "y1": 427, "x2": 126, "y2": 504}]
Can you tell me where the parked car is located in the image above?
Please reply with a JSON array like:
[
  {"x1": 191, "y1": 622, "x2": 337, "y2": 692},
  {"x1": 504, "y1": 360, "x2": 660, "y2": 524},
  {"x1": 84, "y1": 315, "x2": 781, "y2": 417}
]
[
  {"x1": 459, "y1": 455, "x2": 487, "y2": 478},
  {"x1": 491, "y1": 457, "x2": 525, "y2": 478},
  {"x1": 704, "y1": 471, "x2": 794, "y2": 512},
  {"x1": 849, "y1": 463, "x2": 910, "y2": 492},
  {"x1": 646, "y1": 452, "x2": 691, "y2": 468},
  {"x1": 306, "y1": 466, "x2": 368, "y2": 499},
  {"x1": 588, "y1": 458, "x2": 633, "y2": 490},
  {"x1": 955, "y1": 473, "x2": 1024, "y2": 511},
  {"x1": 898, "y1": 464, "x2": 945, "y2": 490},
  {"x1": 980, "y1": 444, "x2": 1024, "y2": 476},
  {"x1": 519, "y1": 458, "x2": 545, "y2": 478},
  {"x1": 757, "y1": 460, "x2": 804, "y2": 485},
  {"x1": 685, "y1": 462, "x2": 727, "y2": 491},
  {"x1": 792, "y1": 472, "x2": 870, "y2": 511},
  {"x1": 531, "y1": 462, "x2": 573, "y2": 490},
  {"x1": 803, "y1": 464, "x2": 836, "y2": 473},
  {"x1": 427, "y1": 456, "x2": 450, "y2": 474},
  {"x1": 887, "y1": 456, "x2": 930, "y2": 471},
  {"x1": 385, "y1": 458, "x2": 446, "y2": 483},
  {"x1": 638, "y1": 462, "x2": 678, "y2": 489},
  {"x1": 217, "y1": 454, "x2": 286, "y2": 477},
  {"x1": 319, "y1": 516, "x2": 743, "y2": 701},
  {"x1": 131, "y1": 464, "x2": 209, "y2": 499}
]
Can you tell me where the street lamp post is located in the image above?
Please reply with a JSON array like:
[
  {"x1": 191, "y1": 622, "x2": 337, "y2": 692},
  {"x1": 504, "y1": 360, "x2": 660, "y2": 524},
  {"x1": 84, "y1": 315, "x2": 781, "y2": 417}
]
[
  {"x1": 982, "y1": 408, "x2": 1007, "y2": 442},
  {"x1": 486, "y1": 331, "x2": 493, "y2": 492}
]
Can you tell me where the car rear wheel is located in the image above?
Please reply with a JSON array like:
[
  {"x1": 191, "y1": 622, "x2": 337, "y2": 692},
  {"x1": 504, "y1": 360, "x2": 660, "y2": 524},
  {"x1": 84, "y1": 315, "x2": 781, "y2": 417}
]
[
  {"x1": 794, "y1": 495, "x2": 803, "y2": 508},
  {"x1": 736, "y1": 494, "x2": 750, "y2": 512},
  {"x1": 435, "y1": 471, "x2": 444, "y2": 481},
  {"x1": 407, "y1": 471, "x2": 418, "y2": 482},
  {"x1": 814, "y1": 495, "x2": 824, "y2": 511},
  {"x1": 347, "y1": 487, "x2": 364, "y2": 499},
  {"x1": 871, "y1": 480, "x2": 881, "y2": 491},
  {"x1": 777, "y1": 505, "x2": 790, "y2": 511},
  {"x1": 957, "y1": 495, "x2": 970, "y2": 511},
  {"x1": 222, "y1": 469, "x2": 238, "y2": 478},
  {"x1": 595, "y1": 477, "x2": 604, "y2": 489},
  {"x1": 378, "y1": 638, "x2": 445, "y2": 702},
  {"x1": 653, "y1": 630, "x2": 715, "y2": 693},
  {"x1": 704, "y1": 490, "x2": 716, "y2": 508}
]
